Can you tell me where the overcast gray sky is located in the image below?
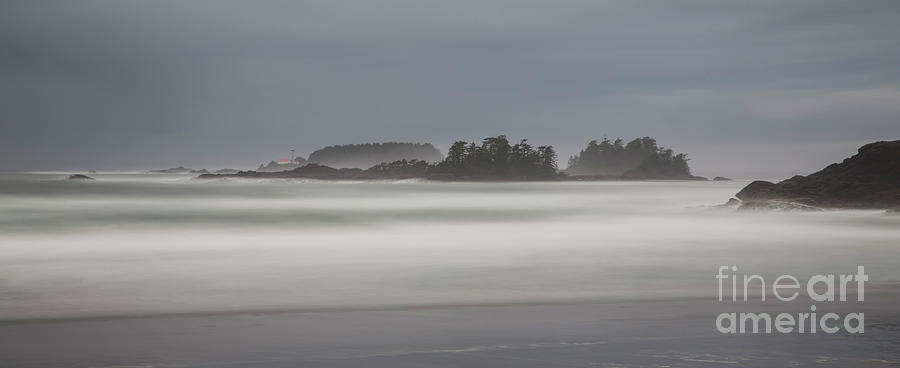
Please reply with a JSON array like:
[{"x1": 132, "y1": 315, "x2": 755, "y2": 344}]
[{"x1": 2, "y1": 0, "x2": 899, "y2": 178}]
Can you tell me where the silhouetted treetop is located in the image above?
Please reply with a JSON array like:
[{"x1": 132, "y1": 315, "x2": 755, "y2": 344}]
[
  {"x1": 429, "y1": 135, "x2": 558, "y2": 180},
  {"x1": 567, "y1": 136, "x2": 694, "y2": 178}
]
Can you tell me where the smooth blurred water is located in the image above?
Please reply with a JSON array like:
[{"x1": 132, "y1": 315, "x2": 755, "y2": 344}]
[{"x1": 1, "y1": 173, "x2": 899, "y2": 321}]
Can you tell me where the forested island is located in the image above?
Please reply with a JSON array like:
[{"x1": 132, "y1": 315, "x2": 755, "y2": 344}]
[
  {"x1": 428, "y1": 136, "x2": 559, "y2": 180},
  {"x1": 307, "y1": 142, "x2": 443, "y2": 169},
  {"x1": 566, "y1": 137, "x2": 702, "y2": 180},
  {"x1": 199, "y1": 135, "x2": 705, "y2": 181}
]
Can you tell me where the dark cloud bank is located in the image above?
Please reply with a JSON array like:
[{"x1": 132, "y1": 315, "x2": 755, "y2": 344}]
[{"x1": 2, "y1": 0, "x2": 899, "y2": 178}]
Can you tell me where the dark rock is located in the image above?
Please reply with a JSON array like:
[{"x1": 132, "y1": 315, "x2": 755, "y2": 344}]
[
  {"x1": 200, "y1": 163, "x2": 370, "y2": 180},
  {"x1": 202, "y1": 160, "x2": 430, "y2": 181},
  {"x1": 713, "y1": 176, "x2": 732, "y2": 181},
  {"x1": 735, "y1": 180, "x2": 778, "y2": 201},
  {"x1": 732, "y1": 140, "x2": 900, "y2": 209},
  {"x1": 722, "y1": 198, "x2": 741, "y2": 207},
  {"x1": 737, "y1": 200, "x2": 824, "y2": 212},
  {"x1": 696, "y1": 198, "x2": 742, "y2": 209},
  {"x1": 68, "y1": 174, "x2": 95, "y2": 180}
]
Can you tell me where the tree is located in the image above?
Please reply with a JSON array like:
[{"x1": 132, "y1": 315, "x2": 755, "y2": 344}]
[
  {"x1": 447, "y1": 141, "x2": 467, "y2": 168},
  {"x1": 538, "y1": 145, "x2": 557, "y2": 176},
  {"x1": 566, "y1": 136, "x2": 692, "y2": 178},
  {"x1": 427, "y1": 135, "x2": 559, "y2": 180}
]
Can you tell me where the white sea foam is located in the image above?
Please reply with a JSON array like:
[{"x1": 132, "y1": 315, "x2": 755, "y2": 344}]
[{"x1": 1, "y1": 173, "x2": 898, "y2": 320}]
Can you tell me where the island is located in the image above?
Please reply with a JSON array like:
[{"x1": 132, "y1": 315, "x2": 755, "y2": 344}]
[
  {"x1": 199, "y1": 135, "x2": 707, "y2": 182},
  {"x1": 566, "y1": 136, "x2": 704, "y2": 180},
  {"x1": 307, "y1": 142, "x2": 443, "y2": 169}
]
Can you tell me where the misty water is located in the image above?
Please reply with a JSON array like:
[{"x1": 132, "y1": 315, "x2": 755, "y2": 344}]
[{"x1": 2, "y1": 173, "x2": 899, "y2": 322}]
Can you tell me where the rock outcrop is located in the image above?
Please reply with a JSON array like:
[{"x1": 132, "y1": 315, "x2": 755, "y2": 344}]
[
  {"x1": 734, "y1": 140, "x2": 900, "y2": 209},
  {"x1": 202, "y1": 164, "x2": 398, "y2": 180},
  {"x1": 200, "y1": 160, "x2": 430, "y2": 181},
  {"x1": 736, "y1": 200, "x2": 823, "y2": 212}
]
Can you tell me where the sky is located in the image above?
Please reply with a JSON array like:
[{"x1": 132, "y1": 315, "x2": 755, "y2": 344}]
[{"x1": 1, "y1": 0, "x2": 899, "y2": 178}]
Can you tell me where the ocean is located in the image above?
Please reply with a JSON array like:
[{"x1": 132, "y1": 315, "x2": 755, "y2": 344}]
[{"x1": 1, "y1": 172, "x2": 899, "y2": 367}]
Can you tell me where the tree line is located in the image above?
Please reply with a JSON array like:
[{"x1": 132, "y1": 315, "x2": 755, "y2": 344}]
[
  {"x1": 428, "y1": 135, "x2": 558, "y2": 179},
  {"x1": 566, "y1": 136, "x2": 692, "y2": 178},
  {"x1": 256, "y1": 135, "x2": 694, "y2": 180}
]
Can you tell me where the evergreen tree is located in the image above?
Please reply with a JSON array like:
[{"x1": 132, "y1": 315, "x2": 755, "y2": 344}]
[
  {"x1": 567, "y1": 136, "x2": 692, "y2": 178},
  {"x1": 428, "y1": 135, "x2": 559, "y2": 180}
]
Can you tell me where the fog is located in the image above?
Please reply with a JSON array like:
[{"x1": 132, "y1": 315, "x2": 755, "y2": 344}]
[{"x1": 2, "y1": 173, "x2": 898, "y2": 321}]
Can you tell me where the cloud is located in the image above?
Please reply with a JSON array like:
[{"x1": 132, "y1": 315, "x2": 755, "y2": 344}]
[
  {"x1": 1, "y1": 0, "x2": 899, "y2": 173},
  {"x1": 750, "y1": 88, "x2": 900, "y2": 120}
]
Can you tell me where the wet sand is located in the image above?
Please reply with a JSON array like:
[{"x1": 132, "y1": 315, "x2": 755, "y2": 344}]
[{"x1": 3, "y1": 289, "x2": 899, "y2": 368}]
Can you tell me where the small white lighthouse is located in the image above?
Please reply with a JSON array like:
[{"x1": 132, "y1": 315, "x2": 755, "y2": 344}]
[{"x1": 276, "y1": 147, "x2": 300, "y2": 165}]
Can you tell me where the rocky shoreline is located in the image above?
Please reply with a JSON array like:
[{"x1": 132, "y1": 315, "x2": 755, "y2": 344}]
[{"x1": 728, "y1": 140, "x2": 899, "y2": 210}]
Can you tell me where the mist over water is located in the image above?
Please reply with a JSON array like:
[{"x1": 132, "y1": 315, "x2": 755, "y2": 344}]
[{"x1": 1, "y1": 173, "x2": 899, "y2": 321}]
